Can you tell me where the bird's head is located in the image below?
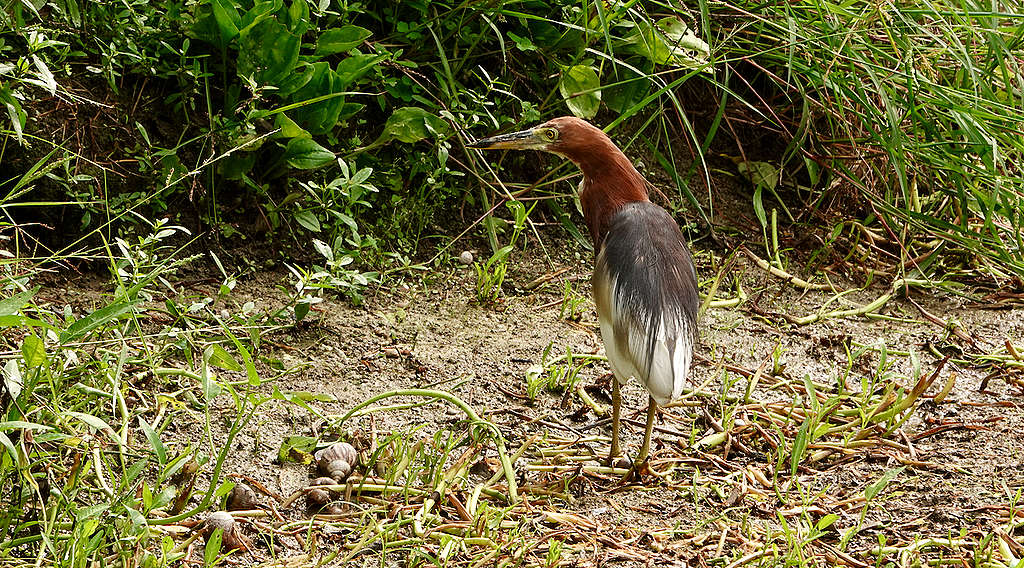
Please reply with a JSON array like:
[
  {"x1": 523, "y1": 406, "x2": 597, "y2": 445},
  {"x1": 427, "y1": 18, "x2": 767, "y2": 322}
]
[
  {"x1": 468, "y1": 116, "x2": 613, "y2": 165},
  {"x1": 469, "y1": 116, "x2": 649, "y2": 245}
]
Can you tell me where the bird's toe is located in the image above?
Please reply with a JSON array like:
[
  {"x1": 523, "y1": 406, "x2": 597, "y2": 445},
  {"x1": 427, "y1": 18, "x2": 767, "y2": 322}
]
[{"x1": 615, "y1": 455, "x2": 656, "y2": 485}]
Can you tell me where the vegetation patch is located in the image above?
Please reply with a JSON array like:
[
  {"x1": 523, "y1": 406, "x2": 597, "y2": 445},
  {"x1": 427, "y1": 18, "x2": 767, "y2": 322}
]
[{"x1": 2, "y1": 0, "x2": 1023, "y2": 566}]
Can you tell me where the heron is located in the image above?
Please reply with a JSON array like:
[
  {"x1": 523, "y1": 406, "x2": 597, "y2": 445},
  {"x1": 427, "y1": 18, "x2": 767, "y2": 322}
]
[{"x1": 469, "y1": 116, "x2": 699, "y2": 468}]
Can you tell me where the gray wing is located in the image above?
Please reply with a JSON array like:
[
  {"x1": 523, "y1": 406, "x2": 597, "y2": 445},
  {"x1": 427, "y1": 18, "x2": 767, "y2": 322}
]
[{"x1": 592, "y1": 202, "x2": 699, "y2": 405}]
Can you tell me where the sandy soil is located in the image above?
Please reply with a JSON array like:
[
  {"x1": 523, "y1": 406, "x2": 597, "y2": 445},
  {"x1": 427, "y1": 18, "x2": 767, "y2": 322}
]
[{"x1": 131, "y1": 238, "x2": 1024, "y2": 567}]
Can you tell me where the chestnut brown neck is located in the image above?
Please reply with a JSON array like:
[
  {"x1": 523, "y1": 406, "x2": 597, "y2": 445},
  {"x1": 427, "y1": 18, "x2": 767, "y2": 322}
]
[{"x1": 567, "y1": 138, "x2": 650, "y2": 248}]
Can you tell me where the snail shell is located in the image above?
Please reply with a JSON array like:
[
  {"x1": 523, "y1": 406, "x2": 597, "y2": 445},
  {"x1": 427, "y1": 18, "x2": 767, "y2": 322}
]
[
  {"x1": 226, "y1": 482, "x2": 259, "y2": 511},
  {"x1": 205, "y1": 511, "x2": 243, "y2": 551},
  {"x1": 314, "y1": 442, "x2": 357, "y2": 481},
  {"x1": 307, "y1": 476, "x2": 341, "y2": 508},
  {"x1": 306, "y1": 487, "x2": 331, "y2": 508}
]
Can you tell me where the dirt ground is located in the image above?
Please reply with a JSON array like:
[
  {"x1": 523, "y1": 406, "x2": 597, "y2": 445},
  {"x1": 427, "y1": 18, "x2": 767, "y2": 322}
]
[{"x1": 139, "y1": 235, "x2": 1024, "y2": 567}]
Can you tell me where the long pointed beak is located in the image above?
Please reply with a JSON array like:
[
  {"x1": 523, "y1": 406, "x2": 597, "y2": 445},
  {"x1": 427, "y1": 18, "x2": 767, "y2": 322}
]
[{"x1": 468, "y1": 128, "x2": 545, "y2": 150}]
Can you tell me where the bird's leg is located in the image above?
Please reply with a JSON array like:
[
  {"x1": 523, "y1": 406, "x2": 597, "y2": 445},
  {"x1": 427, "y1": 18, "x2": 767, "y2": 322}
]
[
  {"x1": 616, "y1": 396, "x2": 658, "y2": 485},
  {"x1": 634, "y1": 395, "x2": 658, "y2": 466},
  {"x1": 608, "y1": 378, "x2": 622, "y2": 463}
]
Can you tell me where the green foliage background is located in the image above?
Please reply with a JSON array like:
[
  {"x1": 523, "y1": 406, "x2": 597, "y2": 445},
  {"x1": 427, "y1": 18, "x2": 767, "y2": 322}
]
[{"x1": 2, "y1": 0, "x2": 1022, "y2": 286}]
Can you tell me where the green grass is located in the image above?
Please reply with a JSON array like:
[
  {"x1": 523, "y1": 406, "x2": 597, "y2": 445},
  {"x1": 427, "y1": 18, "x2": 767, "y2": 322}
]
[{"x1": 704, "y1": 0, "x2": 1024, "y2": 283}]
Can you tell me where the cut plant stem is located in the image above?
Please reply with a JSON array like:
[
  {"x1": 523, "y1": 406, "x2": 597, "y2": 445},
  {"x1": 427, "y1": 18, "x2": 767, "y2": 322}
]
[{"x1": 742, "y1": 247, "x2": 829, "y2": 291}]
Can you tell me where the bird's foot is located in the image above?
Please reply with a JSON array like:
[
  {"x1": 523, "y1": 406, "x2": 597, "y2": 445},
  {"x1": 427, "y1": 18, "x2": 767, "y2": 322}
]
[{"x1": 615, "y1": 456, "x2": 654, "y2": 485}]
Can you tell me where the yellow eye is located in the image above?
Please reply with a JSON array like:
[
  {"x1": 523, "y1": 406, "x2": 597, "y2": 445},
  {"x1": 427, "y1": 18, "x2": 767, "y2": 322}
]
[{"x1": 543, "y1": 128, "x2": 558, "y2": 141}]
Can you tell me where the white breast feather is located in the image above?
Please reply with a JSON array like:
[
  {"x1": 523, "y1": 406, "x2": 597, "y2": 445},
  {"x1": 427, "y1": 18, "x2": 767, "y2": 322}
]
[
  {"x1": 594, "y1": 268, "x2": 640, "y2": 384},
  {"x1": 643, "y1": 318, "x2": 693, "y2": 405},
  {"x1": 593, "y1": 255, "x2": 694, "y2": 406}
]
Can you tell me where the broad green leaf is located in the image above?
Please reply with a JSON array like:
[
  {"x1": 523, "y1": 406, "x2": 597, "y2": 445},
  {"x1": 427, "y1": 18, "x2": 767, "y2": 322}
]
[
  {"x1": 65, "y1": 411, "x2": 122, "y2": 447},
  {"x1": 31, "y1": 55, "x2": 56, "y2": 94},
  {"x1": 278, "y1": 435, "x2": 317, "y2": 464},
  {"x1": 337, "y1": 102, "x2": 365, "y2": 123},
  {"x1": 210, "y1": 0, "x2": 241, "y2": 46},
  {"x1": 280, "y1": 191, "x2": 304, "y2": 207},
  {"x1": 276, "y1": 62, "x2": 316, "y2": 97},
  {"x1": 75, "y1": 503, "x2": 109, "y2": 521},
  {"x1": 0, "y1": 287, "x2": 37, "y2": 316},
  {"x1": 558, "y1": 65, "x2": 601, "y2": 119},
  {"x1": 138, "y1": 417, "x2": 167, "y2": 465},
  {"x1": 626, "y1": 20, "x2": 671, "y2": 65},
  {"x1": 284, "y1": 138, "x2": 335, "y2": 169},
  {"x1": 220, "y1": 324, "x2": 261, "y2": 387},
  {"x1": 334, "y1": 53, "x2": 386, "y2": 88},
  {"x1": 21, "y1": 334, "x2": 46, "y2": 368},
  {"x1": 624, "y1": 18, "x2": 710, "y2": 69},
  {"x1": 311, "y1": 238, "x2": 333, "y2": 261},
  {"x1": 603, "y1": 67, "x2": 649, "y2": 114},
  {"x1": 293, "y1": 209, "x2": 321, "y2": 232},
  {"x1": 507, "y1": 31, "x2": 537, "y2": 52},
  {"x1": 350, "y1": 167, "x2": 371, "y2": 184},
  {"x1": 487, "y1": 245, "x2": 515, "y2": 268},
  {"x1": 1, "y1": 87, "x2": 27, "y2": 144},
  {"x1": 817, "y1": 513, "x2": 839, "y2": 532},
  {"x1": 205, "y1": 528, "x2": 223, "y2": 565},
  {"x1": 126, "y1": 505, "x2": 147, "y2": 530},
  {"x1": 737, "y1": 161, "x2": 779, "y2": 191},
  {"x1": 219, "y1": 152, "x2": 258, "y2": 180},
  {"x1": 655, "y1": 17, "x2": 711, "y2": 67},
  {"x1": 790, "y1": 416, "x2": 810, "y2": 476},
  {"x1": 271, "y1": 387, "x2": 334, "y2": 419},
  {"x1": 289, "y1": 78, "x2": 342, "y2": 133},
  {"x1": 60, "y1": 300, "x2": 138, "y2": 344},
  {"x1": 294, "y1": 301, "x2": 310, "y2": 322},
  {"x1": 65, "y1": 0, "x2": 80, "y2": 25},
  {"x1": 206, "y1": 344, "x2": 242, "y2": 372},
  {"x1": 215, "y1": 479, "x2": 236, "y2": 498},
  {"x1": 374, "y1": 107, "x2": 449, "y2": 145},
  {"x1": 802, "y1": 373, "x2": 820, "y2": 413},
  {"x1": 752, "y1": 184, "x2": 767, "y2": 229},
  {"x1": 316, "y1": 26, "x2": 372, "y2": 55},
  {"x1": 285, "y1": 0, "x2": 309, "y2": 34},
  {"x1": 0, "y1": 432, "x2": 18, "y2": 466},
  {"x1": 65, "y1": 411, "x2": 113, "y2": 433},
  {"x1": 287, "y1": 63, "x2": 346, "y2": 134},
  {"x1": 2, "y1": 361, "x2": 22, "y2": 401},
  {"x1": 275, "y1": 113, "x2": 309, "y2": 139},
  {"x1": 865, "y1": 466, "x2": 905, "y2": 501},
  {"x1": 274, "y1": 389, "x2": 336, "y2": 403},
  {"x1": 285, "y1": 55, "x2": 382, "y2": 134},
  {"x1": 201, "y1": 364, "x2": 221, "y2": 402},
  {"x1": 0, "y1": 421, "x2": 52, "y2": 431},
  {"x1": 238, "y1": 0, "x2": 279, "y2": 34},
  {"x1": 237, "y1": 18, "x2": 300, "y2": 87},
  {"x1": 153, "y1": 486, "x2": 176, "y2": 510}
]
